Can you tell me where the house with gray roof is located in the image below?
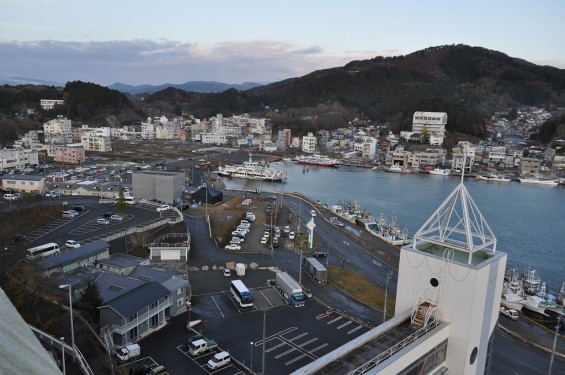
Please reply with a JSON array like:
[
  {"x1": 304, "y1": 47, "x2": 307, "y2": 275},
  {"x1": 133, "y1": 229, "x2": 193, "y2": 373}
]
[
  {"x1": 40, "y1": 240, "x2": 110, "y2": 277},
  {"x1": 99, "y1": 282, "x2": 171, "y2": 347},
  {"x1": 1, "y1": 174, "x2": 45, "y2": 194},
  {"x1": 96, "y1": 253, "x2": 150, "y2": 275}
]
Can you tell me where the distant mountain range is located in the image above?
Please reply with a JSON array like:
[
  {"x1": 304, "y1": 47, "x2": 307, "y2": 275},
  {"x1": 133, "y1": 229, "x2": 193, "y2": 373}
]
[{"x1": 108, "y1": 81, "x2": 265, "y2": 95}]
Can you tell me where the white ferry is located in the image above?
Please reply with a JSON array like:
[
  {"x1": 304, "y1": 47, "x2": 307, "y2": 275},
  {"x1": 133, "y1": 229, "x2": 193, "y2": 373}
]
[
  {"x1": 216, "y1": 155, "x2": 287, "y2": 182},
  {"x1": 294, "y1": 154, "x2": 339, "y2": 167}
]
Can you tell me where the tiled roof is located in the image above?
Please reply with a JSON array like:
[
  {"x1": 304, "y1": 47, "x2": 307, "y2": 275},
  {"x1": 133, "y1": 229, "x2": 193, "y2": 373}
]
[
  {"x1": 103, "y1": 282, "x2": 170, "y2": 318},
  {"x1": 128, "y1": 265, "x2": 176, "y2": 284},
  {"x1": 94, "y1": 271, "x2": 145, "y2": 303}
]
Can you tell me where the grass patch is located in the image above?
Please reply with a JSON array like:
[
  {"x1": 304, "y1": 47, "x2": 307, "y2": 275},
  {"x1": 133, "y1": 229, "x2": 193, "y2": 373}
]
[{"x1": 328, "y1": 265, "x2": 395, "y2": 315}]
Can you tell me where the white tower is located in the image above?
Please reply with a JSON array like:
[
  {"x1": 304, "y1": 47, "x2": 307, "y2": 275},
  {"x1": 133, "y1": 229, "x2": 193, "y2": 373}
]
[{"x1": 395, "y1": 177, "x2": 507, "y2": 374}]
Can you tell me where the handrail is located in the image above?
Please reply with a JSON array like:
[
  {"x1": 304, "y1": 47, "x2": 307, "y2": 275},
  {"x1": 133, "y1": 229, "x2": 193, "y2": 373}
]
[{"x1": 348, "y1": 319, "x2": 443, "y2": 375}]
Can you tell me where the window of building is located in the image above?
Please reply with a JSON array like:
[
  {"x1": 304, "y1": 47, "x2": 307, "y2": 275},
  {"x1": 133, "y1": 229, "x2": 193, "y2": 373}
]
[{"x1": 177, "y1": 298, "x2": 183, "y2": 307}]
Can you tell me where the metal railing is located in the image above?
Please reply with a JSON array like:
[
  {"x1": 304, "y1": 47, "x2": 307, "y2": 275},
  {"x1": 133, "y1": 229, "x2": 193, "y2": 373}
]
[
  {"x1": 29, "y1": 324, "x2": 94, "y2": 375},
  {"x1": 101, "y1": 298, "x2": 172, "y2": 336},
  {"x1": 348, "y1": 318, "x2": 443, "y2": 375}
]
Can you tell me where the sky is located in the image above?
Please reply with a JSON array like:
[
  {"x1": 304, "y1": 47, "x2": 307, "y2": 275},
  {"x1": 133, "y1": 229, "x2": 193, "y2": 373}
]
[{"x1": 1, "y1": 0, "x2": 564, "y2": 86}]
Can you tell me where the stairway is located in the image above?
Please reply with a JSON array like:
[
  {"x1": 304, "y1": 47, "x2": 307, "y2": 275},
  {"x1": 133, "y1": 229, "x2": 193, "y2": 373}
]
[
  {"x1": 411, "y1": 301, "x2": 437, "y2": 328},
  {"x1": 101, "y1": 328, "x2": 114, "y2": 352}
]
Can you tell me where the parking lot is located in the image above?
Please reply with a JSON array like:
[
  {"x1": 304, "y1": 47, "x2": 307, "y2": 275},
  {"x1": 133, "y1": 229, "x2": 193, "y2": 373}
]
[{"x1": 176, "y1": 344, "x2": 244, "y2": 374}]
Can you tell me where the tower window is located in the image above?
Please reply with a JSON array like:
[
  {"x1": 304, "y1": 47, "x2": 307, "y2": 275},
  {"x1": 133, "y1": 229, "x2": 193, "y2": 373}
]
[{"x1": 430, "y1": 278, "x2": 439, "y2": 287}]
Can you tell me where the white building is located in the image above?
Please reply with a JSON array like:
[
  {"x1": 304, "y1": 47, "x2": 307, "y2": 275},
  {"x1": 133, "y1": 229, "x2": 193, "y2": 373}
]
[
  {"x1": 40, "y1": 99, "x2": 64, "y2": 110},
  {"x1": 361, "y1": 137, "x2": 377, "y2": 159},
  {"x1": 412, "y1": 112, "x2": 447, "y2": 146},
  {"x1": 294, "y1": 179, "x2": 506, "y2": 375},
  {"x1": 452, "y1": 142, "x2": 476, "y2": 172},
  {"x1": 43, "y1": 116, "x2": 72, "y2": 144},
  {"x1": 302, "y1": 132, "x2": 317, "y2": 153},
  {"x1": 0, "y1": 149, "x2": 39, "y2": 172},
  {"x1": 485, "y1": 145, "x2": 506, "y2": 167},
  {"x1": 200, "y1": 132, "x2": 227, "y2": 145}
]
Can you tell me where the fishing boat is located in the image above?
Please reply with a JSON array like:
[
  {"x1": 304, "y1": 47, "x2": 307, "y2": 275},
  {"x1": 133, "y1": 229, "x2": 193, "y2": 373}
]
[
  {"x1": 294, "y1": 154, "x2": 339, "y2": 167},
  {"x1": 475, "y1": 173, "x2": 511, "y2": 182},
  {"x1": 384, "y1": 164, "x2": 412, "y2": 174},
  {"x1": 365, "y1": 214, "x2": 411, "y2": 246},
  {"x1": 518, "y1": 176, "x2": 558, "y2": 186},
  {"x1": 216, "y1": 155, "x2": 287, "y2": 182},
  {"x1": 501, "y1": 268, "x2": 526, "y2": 311},
  {"x1": 428, "y1": 167, "x2": 451, "y2": 176}
]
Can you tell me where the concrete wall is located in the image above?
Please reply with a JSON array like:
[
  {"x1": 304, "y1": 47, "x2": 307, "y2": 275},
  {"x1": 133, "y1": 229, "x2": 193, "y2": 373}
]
[{"x1": 133, "y1": 171, "x2": 185, "y2": 204}]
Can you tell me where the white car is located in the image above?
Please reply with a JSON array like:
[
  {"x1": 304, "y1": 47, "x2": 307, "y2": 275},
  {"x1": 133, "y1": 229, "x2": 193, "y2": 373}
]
[
  {"x1": 110, "y1": 214, "x2": 123, "y2": 222},
  {"x1": 223, "y1": 269, "x2": 231, "y2": 277},
  {"x1": 97, "y1": 218, "x2": 110, "y2": 225},
  {"x1": 230, "y1": 237, "x2": 243, "y2": 244},
  {"x1": 225, "y1": 244, "x2": 241, "y2": 251},
  {"x1": 156, "y1": 204, "x2": 171, "y2": 212},
  {"x1": 289, "y1": 231, "x2": 295, "y2": 240},
  {"x1": 310, "y1": 210, "x2": 316, "y2": 217},
  {"x1": 65, "y1": 240, "x2": 81, "y2": 249},
  {"x1": 260, "y1": 237, "x2": 268, "y2": 244}
]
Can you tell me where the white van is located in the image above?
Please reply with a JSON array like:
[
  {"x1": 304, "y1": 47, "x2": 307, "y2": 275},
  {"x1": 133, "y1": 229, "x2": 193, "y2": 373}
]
[
  {"x1": 3, "y1": 193, "x2": 18, "y2": 200},
  {"x1": 207, "y1": 351, "x2": 230, "y2": 370}
]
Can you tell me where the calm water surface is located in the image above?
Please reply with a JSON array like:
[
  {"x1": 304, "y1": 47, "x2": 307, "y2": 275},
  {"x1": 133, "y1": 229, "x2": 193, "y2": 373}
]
[{"x1": 222, "y1": 163, "x2": 565, "y2": 290}]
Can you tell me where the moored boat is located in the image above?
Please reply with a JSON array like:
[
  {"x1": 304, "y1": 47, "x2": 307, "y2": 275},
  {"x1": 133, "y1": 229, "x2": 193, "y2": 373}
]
[
  {"x1": 475, "y1": 173, "x2": 511, "y2": 182},
  {"x1": 518, "y1": 176, "x2": 558, "y2": 186},
  {"x1": 385, "y1": 164, "x2": 412, "y2": 174},
  {"x1": 429, "y1": 167, "x2": 451, "y2": 176},
  {"x1": 216, "y1": 155, "x2": 287, "y2": 182},
  {"x1": 294, "y1": 154, "x2": 339, "y2": 167}
]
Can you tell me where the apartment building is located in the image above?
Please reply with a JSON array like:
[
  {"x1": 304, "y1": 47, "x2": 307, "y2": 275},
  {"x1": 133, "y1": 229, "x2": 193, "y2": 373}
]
[
  {"x1": 40, "y1": 99, "x2": 64, "y2": 110},
  {"x1": 412, "y1": 112, "x2": 447, "y2": 146},
  {"x1": 54, "y1": 144, "x2": 86, "y2": 165},
  {"x1": 43, "y1": 116, "x2": 72, "y2": 144},
  {"x1": 519, "y1": 157, "x2": 541, "y2": 176},
  {"x1": 200, "y1": 132, "x2": 228, "y2": 145},
  {"x1": 0, "y1": 149, "x2": 39, "y2": 172},
  {"x1": 302, "y1": 132, "x2": 317, "y2": 153},
  {"x1": 1, "y1": 174, "x2": 45, "y2": 194}
]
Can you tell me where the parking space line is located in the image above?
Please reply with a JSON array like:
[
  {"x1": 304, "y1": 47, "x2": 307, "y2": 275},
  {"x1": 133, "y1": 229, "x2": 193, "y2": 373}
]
[
  {"x1": 256, "y1": 327, "x2": 297, "y2": 345},
  {"x1": 286, "y1": 332, "x2": 308, "y2": 342},
  {"x1": 309, "y1": 343, "x2": 329, "y2": 353},
  {"x1": 260, "y1": 290, "x2": 275, "y2": 307},
  {"x1": 298, "y1": 338, "x2": 318, "y2": 347},
  {"x1": 326, "y1": 316, "x2": 343, "y2": 325},
  {"x1": 265, "y1": 342, "x2": 286, "y2": 353},
  {"x1": 337, "y1": 320, "x2": 353, "y2": 329},
  {"x1": 347, "y1": 325, "x2": 363, "y2": 334},
  {"x1": 211, "y1": 296, "x2": 225, "y2": 318},
  {"x1": 285, "y1": 353, "x2": 308, "y2": 366},
  {"x1": 315, "y1": 313, "x2": 328, "y2": 320},
  {"x1": 275, "y1": 347, "x2": 297, "y2": 359}
]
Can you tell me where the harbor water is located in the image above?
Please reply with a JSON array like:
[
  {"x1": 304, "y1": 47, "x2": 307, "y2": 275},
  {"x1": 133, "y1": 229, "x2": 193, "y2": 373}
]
[{"x1": 222, "y1": 163, "x2": 564, "y2": 290}]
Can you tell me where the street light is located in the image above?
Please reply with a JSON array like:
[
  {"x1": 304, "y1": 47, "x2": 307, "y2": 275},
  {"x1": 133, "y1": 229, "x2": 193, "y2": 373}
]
[
  {"x1": 383, "y1": 270, "x2": 393, "y2": 324},
  {"x1": 60, "y1": 337, "x2": 66, "y2": 375},
  {"x1": 59, "y1": 284, "x2": 76, "y2": 361},
  {"x1": 250, "y1": 341, "x2": 254, "y2": 373}
]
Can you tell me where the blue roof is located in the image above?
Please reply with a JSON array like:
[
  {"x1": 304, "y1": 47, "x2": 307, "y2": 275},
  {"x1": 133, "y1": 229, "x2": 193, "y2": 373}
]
[
  {"x1": 103, "y1": 281, "x2": 170, "y2": 318},
  {"x1": 40, "y1": 240, "x2": 109, "y2": 270},
  {"x1": 127, "y1": 265, "x2": 176, "y2": 283},
  {"x1": 94, "y1": 271, "x2": 145, "y2": 303}
]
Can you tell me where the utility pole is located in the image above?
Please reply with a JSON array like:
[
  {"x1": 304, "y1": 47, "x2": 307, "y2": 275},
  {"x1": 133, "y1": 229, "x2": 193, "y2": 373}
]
[
  {"x1": 383, "y1": 270, "x2": 393, "y2": 324},
  {"x1": 262, "y1": 310, "x2": 266, "y2": 375},
  {"x1": 548, "y1": 315, "x2": 562, "y2": 375}
]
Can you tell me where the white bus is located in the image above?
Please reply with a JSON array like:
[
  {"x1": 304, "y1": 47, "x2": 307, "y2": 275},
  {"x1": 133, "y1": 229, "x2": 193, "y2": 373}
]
[
  {"x1": 115, "y1": 196, "x2": 136, "y2": 205},
  {"x1": 230, "y1": 280, "x2": 254, "y2": 308},
  {"x1": 26, "y1": 242, "x2": 60, "y2": 260}
]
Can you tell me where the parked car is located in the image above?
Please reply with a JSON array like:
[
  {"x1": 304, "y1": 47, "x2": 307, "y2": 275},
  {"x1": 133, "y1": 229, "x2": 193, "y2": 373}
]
[
  {"x1": 230, "y1": 237, "x2": 243, "y2": 244},
  {"x1": 273, "y1": 237, "x2": 279, "y2": 247},
  {"x1": 313, "y1": 250, "x2": 328, "y2": 257},
  {"x1": 225, "y1": 244, "x2": 241, "y2": 251},
  {"x1": 289, "y1": 231, "x2": 295, "y2": 240},
  {"x1": 97, "y1": 218, "x2": 110, "y2": 225},
  {"x1": 73, "y1": 206, "x2": 88, "y2": 213},
  {"x1": 65, "y1": 240, "x2": 81, "y2": 249},
  {"x1": 12, "y1": 234, "x2": 29, "y2": 244},
  {"x1": 62, "y1": 210, "x2": 79, "y2": 219},
  {"x1": 223, "y1": 269, "x2": 231, "y2": 277},
  {"x1": 110, "y1": 214, "x2": 124, "y2": 222},
  {"x1": 260, "y1": 237, "x2": 268, "y2": 244},
  {"x1": 310, "y1": 210, "x2": 316, "y2": 216},
  {"x1": 156, "y1": 204, "x2": 171, "y2": 212},
  {"x1": 102, "y1": 212, "x2": 113, "y2": 218}
]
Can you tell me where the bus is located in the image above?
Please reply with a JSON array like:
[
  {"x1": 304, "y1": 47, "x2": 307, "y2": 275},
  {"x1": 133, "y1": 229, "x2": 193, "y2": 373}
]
[
  {"x1": 115, "y1": 196, "x2": 136, "y2": 205},
  {"x1": 230, "y1": 280, "x2": 254, "y2": 308},
  {"x1": 26, "y1": 242, "x2": 60, "y2": 260}
]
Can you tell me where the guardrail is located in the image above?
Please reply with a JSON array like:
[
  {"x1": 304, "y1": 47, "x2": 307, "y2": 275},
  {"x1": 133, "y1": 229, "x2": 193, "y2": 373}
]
[{"x1": 29, "y1": 324, "x2": 94, "y2": 375}]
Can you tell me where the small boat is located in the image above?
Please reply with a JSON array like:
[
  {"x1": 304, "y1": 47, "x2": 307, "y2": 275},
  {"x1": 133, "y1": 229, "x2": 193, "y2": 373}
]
[
  {"x1": 475, "y1": 173, "x2": 511, "y2": 182},
  {"x1": 518, "y1": 176, "x2": 558, "y2": 186},
  {"x1": 385, "y1": 164, "x2": 412, "y2": 174},
  {"x1": 429, "y1": 167, "x2": 450, "y2": 176}
]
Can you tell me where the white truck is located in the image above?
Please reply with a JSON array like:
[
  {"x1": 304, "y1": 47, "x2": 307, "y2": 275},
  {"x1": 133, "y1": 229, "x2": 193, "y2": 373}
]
[
  {"x1": 499, "y1": 307, "x2": 519, "y2": 320},
  {"x1": 275, "y1": 272, "x2": 305, "y2": 307},
  {"x1": 188, "y1": 338, "x2": 218, "y2": 356},
  {"x1": 116, "y1": 343, "x2": 141, "y2": 361}
]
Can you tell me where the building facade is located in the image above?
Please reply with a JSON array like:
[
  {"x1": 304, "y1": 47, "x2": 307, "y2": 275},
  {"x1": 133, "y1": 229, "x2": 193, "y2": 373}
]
[
  {"x1": 0, "y1": 149, "x2": 39, "y2": 172},
  {"x1": 412, "y1": 112, "x2": 447, "y2": 146},
  {"x1": 302, "y1": 132, "x2": 317, "y2": 153},
  {"x1": 132, "y1": 171, "x2": 185, "y2": 204},
  {"x1": 40, "y1": 99, "x2": 64, "y2": 110},
  {"x1": 1, "y1": 174, "x2": 45, "y2": 194},
  {"x1": 54, "y1": 144, "x2": 86, "y2": 165}
]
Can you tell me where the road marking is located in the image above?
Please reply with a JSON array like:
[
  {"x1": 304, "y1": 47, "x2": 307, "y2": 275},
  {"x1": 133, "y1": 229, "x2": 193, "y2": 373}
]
[
  {"x1": 275, "y1": 347, "x2": 297, "y2": 359},
  {"x1": 315, "y1": 313, "x2": 327, "y2": 320},
  {"x1": 337, "y1": 321, "x2": 353, "y2": 329},
  {"x1": 265, "y1": 342, "x2": 286, "y2": 353},
  {"x1": 347, "y1": 325, "x2": 363, "y2": 334},
  {"x1": 285, "y1": 353, "x2": 308, "y2": 366},
  {"x1": 260, "y1": 290, "x2": 275, "y2": 307},
  {"x1": 286, "y1": 332, "x2": 308, "y2": 342},
  {"x1": 256, "y1": 327, "x2": 297, "y2": 345},
  {"x1": 327, "y1": 316, "x2": 343, "y2": 325},
  {"x1": 309, "y1": 343, "x2": 328, "y2": 353},
  {"x1": 211, "y1": 296, "x2": 224, "y2": 318},
  {"x1": 298, "y1": 338, "x2": 318, "y2": 347}
]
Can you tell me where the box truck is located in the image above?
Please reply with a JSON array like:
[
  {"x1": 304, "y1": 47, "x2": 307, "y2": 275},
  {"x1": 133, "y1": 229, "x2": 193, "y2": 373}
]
[
  {"x1": 302, "y1": 257, "x2": 328, "y2": 284},
  {"x1": 275, "y1": 272, "x2": 305, "y2": 307}
]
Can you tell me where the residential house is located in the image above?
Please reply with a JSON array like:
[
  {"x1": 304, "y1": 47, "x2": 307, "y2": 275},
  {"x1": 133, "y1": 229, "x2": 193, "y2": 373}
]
[
  {"x1": 1, "y1": 174, "x2": 45, "y2": 194},
  {"x1": 54, "y1": 144, "x2": 85, "y2": 165},
  {"x1": 40, "y1": 240, "x2": 110, "y2": 277}
]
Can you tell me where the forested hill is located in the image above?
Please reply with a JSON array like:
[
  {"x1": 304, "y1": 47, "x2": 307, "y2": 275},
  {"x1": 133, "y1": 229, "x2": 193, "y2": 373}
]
[{"x1": 246, "y1": 45, "x2": 565, "y2": 121}]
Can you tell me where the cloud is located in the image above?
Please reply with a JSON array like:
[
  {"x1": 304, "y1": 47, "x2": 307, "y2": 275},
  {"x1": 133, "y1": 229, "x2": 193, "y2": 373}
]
[{"x1": 0, "y1": 39, "x2": 381, "y2": 85}]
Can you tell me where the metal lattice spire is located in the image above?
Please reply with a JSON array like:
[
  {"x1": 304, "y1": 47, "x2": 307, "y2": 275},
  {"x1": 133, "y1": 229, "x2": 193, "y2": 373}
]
[{"x1": 412, "y1": 157, "x2": 497, "y2": 265}]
